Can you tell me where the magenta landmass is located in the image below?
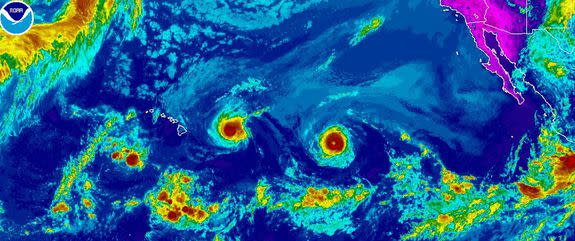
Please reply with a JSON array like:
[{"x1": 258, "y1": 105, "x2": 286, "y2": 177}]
[
  {"x1": 440, "y1": 0, "x2": 527, "y2": 104},
  {"x1": 485, "y1": 0, "x2": 526, "y2": 35}
]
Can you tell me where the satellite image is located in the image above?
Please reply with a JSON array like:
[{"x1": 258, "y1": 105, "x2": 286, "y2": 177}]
[{"x1": 0, "y1": 0, "x2": 574, "y2": 240}]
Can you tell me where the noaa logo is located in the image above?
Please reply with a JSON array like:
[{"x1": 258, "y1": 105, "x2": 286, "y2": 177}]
[{"x1": 0, "y1": 1, "x2": 33, "y2": 35}]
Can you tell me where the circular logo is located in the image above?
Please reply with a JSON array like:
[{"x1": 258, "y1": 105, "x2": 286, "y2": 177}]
[{"x1": 0, "y1": 1, "x2": 33, "y2": 35}]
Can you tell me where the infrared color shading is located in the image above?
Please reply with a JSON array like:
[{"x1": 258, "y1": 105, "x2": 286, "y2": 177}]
[{"x1": 0, "y1": 0, "x2": 574, "y2": 240}]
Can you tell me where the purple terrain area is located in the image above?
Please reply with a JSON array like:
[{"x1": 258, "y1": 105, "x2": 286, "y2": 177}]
[{"x1": 440, "y1": 0, "x2": 546, "y2": 104}]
